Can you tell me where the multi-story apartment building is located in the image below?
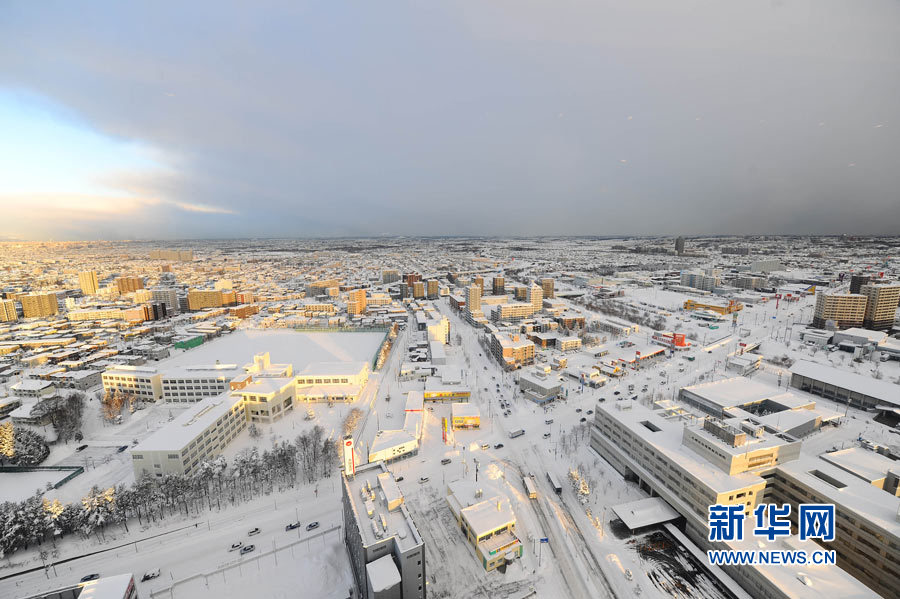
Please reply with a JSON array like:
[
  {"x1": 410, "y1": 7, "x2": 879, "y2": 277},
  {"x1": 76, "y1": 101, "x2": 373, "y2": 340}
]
[
  {"x1": 446, "y1": 479, "x2": 522, "y2": 571},
  {"x1": 101, "y1": 365, "x2": 163, "y2": 401},
  {"x1": 382, "y1": 269, "x2": 400, "y2": 284},
  {"x1": 680, "y1": 271, "x2": 719, "y2": 291},
  {"x1": 307, "y1": 278, "x2": 341, "y2": 296},
  {"x1": 342, "y1": 461, "x2": 426, "y2": 599},
  {"x1": 231, "y1": 377, "x2": 295, "y2": 423},
  {"x1": 426, "y1": 279, "x2": 439, "y2": 299},
  {"x1": 812, "y1": 291, "x2": 867, "y2": 329},
  {"x1": 490, "y1": 303, "x2": 534, "y2": 321},
  {"x1": 490, "y1": 333, "x2": 535, "y2": 369},
  {"x1": 541, "y1": 278, "x2": 555, "y2": 299},
  {"x1": 116, "y1": 276, "x2": 144, "y2": 294},
  {"x1": 0, "y1": 299, "x2": 18, "y2": 322},
  {"x1": 149, "y1": 249, "x2": 193, "y2": 261},
  {"x1": 527, "y1": 282, "x2": 543, "y2": 314},
  {"x1": 78, "y1": 270, "x2": 99, "y2": 295},
  {"x1": 68, "y1": 307, "x2": 124, "y2": 321},
  {"x1": 151, "y1": 287, "x2": 179, "y2": 313},
  {"x1": 491, "y1": 276, "x2": 505, "y2": 296},
  {"x1": 348, "y1": 288, "x2": 367, "y2": 315},
  {"x1": 848, "y1": 274, "x2": 871, "y2": 295},
  {"x1": 860, "y1": 282, "x2": 900, "y2": 330},
  {"x1": 131, "y1": 393, "x2": 246, "y2": 478},
  {"x1": 187, "y1": 289, "x2": 224, "y2": 311},
  {"x1": 20, "y1": 293, "x2": 59, "y2": 318},
  {"x1": 412, "y1": 281, "x2": 425, "y2": 299}
]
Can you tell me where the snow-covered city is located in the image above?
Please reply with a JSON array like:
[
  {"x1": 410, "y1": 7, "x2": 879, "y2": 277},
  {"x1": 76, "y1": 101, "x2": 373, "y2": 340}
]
[
  {"x1": 0, "y1": 236, "x2": 899, "y2": 599},
  {"x1": 3, "y1": 2, "x2": 899, "y2": 598}
]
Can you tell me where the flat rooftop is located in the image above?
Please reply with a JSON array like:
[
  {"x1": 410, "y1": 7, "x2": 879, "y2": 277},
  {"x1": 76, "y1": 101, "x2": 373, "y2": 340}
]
[
  {"x1": 682, "y1": 377, "x2": 802, "y2": 409},
  {"x1": 344, "y1": 462, "x2": 423, "y2": 553},
  {"x1": 611, "y1": 497, "x2": 681, "y2": 530},
  {"x1": 820, "y1": 447, "x2": 900, "y2": 484},
  {"x1": 133, "y1": 393, "x2": 243, "y2": 452},
  {"x1": 791, "y1": 360, "x2": 900, "y2": 406}
]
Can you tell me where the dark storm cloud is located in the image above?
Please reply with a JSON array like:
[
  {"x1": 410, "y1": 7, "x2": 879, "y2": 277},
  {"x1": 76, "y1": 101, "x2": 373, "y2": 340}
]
[{"x1": 1, "y1": 0, "x2": 899, "y2": 238}]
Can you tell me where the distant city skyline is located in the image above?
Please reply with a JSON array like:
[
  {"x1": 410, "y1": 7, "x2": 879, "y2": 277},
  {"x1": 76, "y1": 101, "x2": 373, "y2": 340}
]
[{"x1": 1, "y1": 0, "x2": 899, "y2": 240}]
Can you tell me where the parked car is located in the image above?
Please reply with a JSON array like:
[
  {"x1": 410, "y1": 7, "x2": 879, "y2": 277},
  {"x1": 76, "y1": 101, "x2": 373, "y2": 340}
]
[
  {"x1": 229, "y1": 542, "x2": 243, "y2": 551},
  {"x1": 575, "y1": 408, "x2": 582, "y2": 413},
  {"x1": 613, "y1": 391, "x2": 621, "y2": 395},
  {"x1": 599, "y1": 398, "x2": 606, "y2": 403},
  {"x1": 306, "y1": 521, "x2": 320, "y2": 531},
  {"x1": 418, "y1": 476, "x2": 430, "y2": 484},
  {"x1": 248, "y1": 527, "x2": 261, "y2": 536},
  {"x1": 76, "y1": 445, "x2": 88, "y2": 452},
  {"x1": 117, "y1": 445, "x2": 129, "y2": 453},
  {"x1": 285, "y1": 522, "x2": 301, "y2": 531},
  {"x1": 494, "y1": 443, "x2": 504, "y2": 449},
  {"x1": 481, "y1": 444, "x2": 490, "y2": 450},
  {"x1": 80, "y1": 574, "x2": 100, "y2": 583},
  {"x1": 141, "y1": 569, "x2": 161, "y2": 582},
  {"x1": 543, "y1": 432, "x2": 551, "y2": 439},
  {"x1": 395, "y1": 475, "x2": 404, "y2": 482},
  {"x1": 580, "y1": 417, "x2": 587, "y2": 423},
  {"x1": 586, "y1": 410, "x2": 593, "y2": 414},
  {"x1": 441, "y1": 458, "x2": 452, "y2": 465},
  {"x1": 240, "y1": 545, "x2": 255, "y2": 555}
]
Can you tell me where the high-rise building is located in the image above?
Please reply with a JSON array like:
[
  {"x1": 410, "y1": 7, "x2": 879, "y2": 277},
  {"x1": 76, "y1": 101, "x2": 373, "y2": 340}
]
[
  {"x1": 541, "y1": 278, "x2": 555, "y2": 299},
  {"x1": 426, "y1": 279, "x2": 439, "y2": 299},
  {"x1": 812, "y1": 292, "x2": 867, "y2": 329},
  {"x1": 473, "y1": 276, "x2": 484, "y2": 291},
  {"x1": 348, "y1": 288, "x2": 367, "y2": 315},
  {"x1": 849, "y1": 274, "x2": 872, "y2": 295},
  {"x1": 78, "y1": 270, "x2": 99, "y2": 295},
  {"x1": 403, "y1": 273, "x2": 421, "y2": 285},
  {"x1": 527, "y1": 282, "x2": 543, "y2": 314},
  {"x1": 151, "y1": 288, "x2": 179, "y2": 313},
  {"x1": 398, "y1": 283, "x2": 409, "y2": 299},
  {"x1": 492, "y1": 276, "x2": 505, "y2": 296},
  {"x1": 382, "y1": 269, "x2": 400, "y2": 284},
  {"x1": 675, "y1": 236, "x2": 685, "y2": 255},
  {"x1": 116, "y1": 276, "x2": 144, "y2": 294},
  {"x1": 20, "y1": 293, "x2": 59, "y2": 318},
  {"x1": 680, "y1": 271, "x2": 719, "y2": 292},
  {"x1": 466, "y1": 284, "x2": 481, "y2": 313},
  {"x1": 861, "y1": 283, "x2": 900, "y2": 331},
  {"x1": 412, "y1": 281, "x2": 425, "y2": 299},
  {"x1": 0, "y1": 299, "x2": 17, "y2": 322}
]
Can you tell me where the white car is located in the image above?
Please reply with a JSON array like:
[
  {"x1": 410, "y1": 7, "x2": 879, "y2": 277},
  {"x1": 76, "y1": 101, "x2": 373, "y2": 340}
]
[{"x1": 418, "y1": 476, "x2": 430, "y2": 484}]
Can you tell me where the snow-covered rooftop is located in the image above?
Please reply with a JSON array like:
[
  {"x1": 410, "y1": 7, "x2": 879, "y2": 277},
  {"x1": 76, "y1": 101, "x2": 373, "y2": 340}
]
[
  {"x1": 791, "y1": 359, "x2": 900, "y2": 406},
  {"x1": 133, "y1": 393, "x2": 243, "y2": 452},
  {"x1": 366, "y1": 554, "x2": 401, "y2": 592},
  {"x1": 610, "y1": 497, "x2": 681, "y2": 530}
]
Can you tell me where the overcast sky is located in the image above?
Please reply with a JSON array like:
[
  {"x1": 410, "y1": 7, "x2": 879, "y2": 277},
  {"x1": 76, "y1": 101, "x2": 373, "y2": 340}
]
[{"x1": 1, "y1": 0, "x2": 898, "y2": 240}]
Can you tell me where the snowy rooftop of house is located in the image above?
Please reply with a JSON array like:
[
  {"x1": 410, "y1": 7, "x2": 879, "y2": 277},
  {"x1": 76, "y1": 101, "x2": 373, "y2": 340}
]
[
  {"x1": 597, "y1": 402, "x2": 766, "y2": 494},
  {"x1": 133, "y1": 393, "x2": 243, "y2": 452},
  {"x1": 451, "y1": 402, "x2": 480, "y2": 418},
  {"x1": 778, "y1": 456, "x2": 900, "y2": 537},
  {"x1": 518, "y1": 370, "x2": 561, "y2": 389},
  {"x1": 344, "y1": 461, "x2": 423, "y2": 552},
  {"x1": 366, "y1": 554, "x2": 401, "y2": 593},
  {"x1": 11, "y1": 379, "x2": 55, "y2": 391},
  {"x1": 819, "y1": 447, "x2": 900, "y2": 484},
  {"x1": 837, "y1": 328, "x2": 889, "y2": 344},
  {"x1": 683, "y1": 377, "x2": 810, "y2": 410},
  {"x1": 446, "y1": 479, "x2": 516, "y2": 537},
  {"x1": 791, "y1": 359, "x2": 900, "y2": 406},
  {"x1": 610, "y1": 497, "x2": 680, "y2": 530},
  {"x1": 424, "y1": 377, "x2": 469, "y2": 392}
]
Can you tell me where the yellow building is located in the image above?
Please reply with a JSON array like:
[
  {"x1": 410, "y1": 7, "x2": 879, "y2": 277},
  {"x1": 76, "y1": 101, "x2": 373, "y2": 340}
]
[
  {"x1": 78, "y1": 270, "x2": 99, "y2": 295},
  {"x1": 683, "y1": 299, "x2": 743, "y2": 315},
  {"x1": 116, "y1": 276, "x2": 144, "y2": 294},
  {"x1": 347, "y1": 288, "x2": 367, "y2": 315},
  {"x1": 812, "y1": 292, "x2": 867, "y2": 329},
  {"x1": 187, "y1": 289, "x2": 224, "y2": 311},
  {"x1": 541, "y1": 278, "x2": 555, "y2": 299},
  {"x1": 0, "y1": 299, "x2": 17, "y2": 322},
  {"x1": 490, "y1": 333, "x2": 535, "y2": 369},
  {"x1": 21, "y1": 293, "x2": 59, "y2": 318},
  {"x1": 446, "y1": 480, "x2": 523, "y2": 571},
  {"x1": 451, "y1": 402, "x2": 480, "y2": 429},
  {"x1": 861, "y1": 283, "x2": 900, "y2": 331}
]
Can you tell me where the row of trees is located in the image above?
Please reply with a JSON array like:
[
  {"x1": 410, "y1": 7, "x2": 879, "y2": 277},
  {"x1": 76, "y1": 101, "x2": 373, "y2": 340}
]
[{"x1": 0, "y1": 424, "x2": 339, "y2": 558}]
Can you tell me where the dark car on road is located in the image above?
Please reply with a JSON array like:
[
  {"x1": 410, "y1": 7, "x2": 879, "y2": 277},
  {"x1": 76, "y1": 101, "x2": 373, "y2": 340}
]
[
  {"x1": 240, "y1": 545, "x2": 255, "y2": 555},
  {"x1": 285, "y1": 522, "x2": 301, "y2": 531},
  {"x1": 80, "y1": 574, "x2": 100, "y2": 583},
  {"x1": 76, "y1": 445, "x2": 88, "y2": 452},
  {"x1": 117, "y1": 445, "x2": 129, "y2": 453},
  {"x1": 306, "y1": 521, "x2": 320, "y2": 531},
  {"x1": 248, "y1": 527, "x2": 261, "y2": 536},
  {"x1": 494, "y1": 443, "x2": 504, "y2": 449}
]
